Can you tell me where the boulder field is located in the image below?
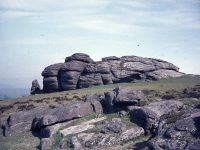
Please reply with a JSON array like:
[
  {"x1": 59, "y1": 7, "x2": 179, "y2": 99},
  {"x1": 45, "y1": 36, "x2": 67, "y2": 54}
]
[
  {"x1": 1, "y1": 86, "x2": 200, "y2": 149},
  {"x1": 36, "y1": 53, "x2": 183, "y2": 93}
]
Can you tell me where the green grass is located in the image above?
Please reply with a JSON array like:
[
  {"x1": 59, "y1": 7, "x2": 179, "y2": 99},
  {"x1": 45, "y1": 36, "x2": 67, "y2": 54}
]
[
  {"x1": 6, "y1": 75, "x2": 200, "y2": 101},
  {"x1": 1, "y1": 75, "x2": 200, "y2": 118},
  {"x1": 0, "y1": 132, "x2": 40, "y2": 150}
]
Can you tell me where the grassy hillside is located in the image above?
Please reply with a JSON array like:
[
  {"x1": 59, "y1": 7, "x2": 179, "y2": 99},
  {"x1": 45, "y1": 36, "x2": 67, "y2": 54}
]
[
  {"x1": 0, "y1": 75, "x2": 200, "y2": 118},
  {"x1": 0, "y1": 75, "x2": 200, "y2": 150}
]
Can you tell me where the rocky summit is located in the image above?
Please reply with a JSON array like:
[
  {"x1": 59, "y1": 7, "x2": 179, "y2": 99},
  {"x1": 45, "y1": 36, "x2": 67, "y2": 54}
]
[{"x1": 40, "y1": 53, "x2": 183, "y2": 93}]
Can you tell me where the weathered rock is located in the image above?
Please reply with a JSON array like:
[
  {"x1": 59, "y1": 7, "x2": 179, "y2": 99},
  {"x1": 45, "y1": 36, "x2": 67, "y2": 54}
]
[
  {"x1": 85, "y1": 93, "x2": 105, "y2": 103},
  {"x1": 70, "y1": 136, "x2": 83, "y2": 150},
  {"x1": 104, "y1": 91, "x2": 116, "y2": 112},
  {"x1": 83, "y1": 62, "x2": 110, "y2": 74},
  {"x1": 101, "y1": 73, "x2": 113, "y2": 84},
  {"x1": 85, "y1": 93, "x2": 105, "y2": 113},
  {"x1": 65, "y1": 53, "x2": 94, "y2": 63},
  {"x1": 129, "y1": 100, "x2": 184, "y2": 134},
  {"x1": 31, "y1": 79, "x2": 41, "y2": 95},
  {"x1": 41, "y1": 53, "x2": 183, "y2": 93},
  {"x1": 77, "y1": 73, "x2": 103, "y2": 88},
  {"x1": 111, "y1": 68, "x2": 142, "y2": 82},
  {"x1": 101, "y1": 118, "x2": 125, "y2": 134},
  {"x1": 42, "y1": 63, "x2": 64, "y2": 77},
  {"x1": 148, "y1": 109, "x2": 200, "y2": 150},
  {"x1": 40, "y1": 120, "x2": 72, "y2": 138},
  {"x1": 4, "y1": 107, "x2": 51, "y2": 136},
  {"x1": 146, "y1": 69, "x2": 184, "y2": 80},
  {"x1": 59, "y1": 117, "x2": 106, "y2": 137},
  {"x1": 81, "y1": 125, "x2": 144, "y2": 149},
  {"x1": 61, "y1": 60, "x2": 87, "y2": 72},
  {"x1": 122, "y1": 62, "x2": 156, "y2": 72},
  {"x1": 90, "y1": 100, "x2": 103, "y2": 114},
  {"x1": 119, "y1": 127, "x2": 144, "y2": 142},
  {"x1": 102, "y1": 56, "x2": 120, "y2": 61},
  {"x1": 148, "y1": 138, "x2": 187, "y2": 150},
  {"x1": 39, "y1": 138, "x2": 52, "y2": 150},
  {"x1": 59, "y1": 71, "x2": 81, "y2": 90},
  {"x1": 4, "y1": 101, "x2": 95, "y2": 136},
  {"x1": 114, "y1": 89, "x2": 146, "y2": 106},
  {"x1": 34, "y1": 101, "x2": 94, "y2": 129},
  {"x1": 43, "y1": 77, "x2": 60, "y2": 92}
]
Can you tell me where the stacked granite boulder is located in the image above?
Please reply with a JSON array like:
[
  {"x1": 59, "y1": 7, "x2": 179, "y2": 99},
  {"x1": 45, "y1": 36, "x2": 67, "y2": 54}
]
[{"x1": 41, "y1": 53, "x2": 183, "y2": 93}]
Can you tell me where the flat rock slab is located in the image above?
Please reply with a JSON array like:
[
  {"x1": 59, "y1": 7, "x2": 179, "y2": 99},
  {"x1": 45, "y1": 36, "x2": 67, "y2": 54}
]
[
  {"x1": 59, "y1": 117, "x2": 107, "y2": 137},
  {"x1": 78, "y1": 126, "x2": 144, "y2": 149},
  {"x1": 40, "y1": 120, "x2": 74, "y2": 138}
]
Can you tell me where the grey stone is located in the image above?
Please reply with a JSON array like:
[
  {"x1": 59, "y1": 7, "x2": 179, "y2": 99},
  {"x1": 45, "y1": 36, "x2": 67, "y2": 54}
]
[
  {"x1": 114, "y1": 89, "x2": 145, "y2": 106},
  {"x1": 4, "y1": 107, "x2": 51, "y2": 136},
  {"x1": 61, "y1": 60, "x2": 87, "y2": 72},
  {"x1": 85, "y1": 93, "x2": 105, "y2": 103},
  {"x1": 39, "y1": 138, "x2": 52, "y2": 150},
  {"x1": 102, "y1": 56, "x2": 120, "y2": 61},
  {"x1": 70, "y1": 136, "x2": 83, "y2": 150},
  {"x1": 41, "y1": 53, "x2": 183, "y2": 93},
  {"x1": 43, "y1": 77, "x2": 60, "y2": 92},
  {"x1": 77, "y1": 73, "x2": 103, "y2": 88},
  {"x1": 65, "y1": 53, "x2": 94, "y2": 63},
  {"x1": 59, "y1": 71, "x2": 81, "y2": 90},
  {"x1": 130, "y1": 100, "x2": 184, "y2": 134},
  {"x1": 146, "y1": 69, "x2": 184, "y2": 80},
  {"x1": 148, "y1": 109, "x2": 200, "y2": 150},
  {"x1": 42, "y1": 63, "x2": 64, "y2": 77},
  {"x1": 31, "y1": 79, "x2": 41, "y2": 95},
  {"x1": 101, "y1": 118, "x2": 125, "y2": 134},
  {"x1": 101, "y1": 74, "x2": 113, "y2": 84},
  {"x1": 34, "y1": 101, "x2": 94, "y2": 129},
  {"x1": 104, "y1": 91, "x2": 116, "y2": 112},
  {"x1": 90, "y1": 100, "x2": 103, "y2": 114},
  {"x1": 148, "y1": 138, "x2": 187, "y2": 150}
]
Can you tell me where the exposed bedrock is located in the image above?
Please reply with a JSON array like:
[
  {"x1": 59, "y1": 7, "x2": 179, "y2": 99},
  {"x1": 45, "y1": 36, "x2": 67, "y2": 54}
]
[
  {"x1": 41, "y1": 53, "x2": 183, "y2": 93},
  {"x1": 2, "y1": 100, "x2": 103, "y2": 136}
]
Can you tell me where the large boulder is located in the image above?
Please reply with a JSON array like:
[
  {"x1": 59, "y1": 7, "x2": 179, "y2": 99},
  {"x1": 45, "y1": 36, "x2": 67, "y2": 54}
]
[
  {"x1": 65, "y1": 53, "x2": 94, "y2": 63},
  {"x1": 61, "y1": 60, "x2": 87, "y2": 72},
  {"x1": 129, "y1": 100, "x2": 184, "y2": 134},
  {"x1": 148, "y1": 109, "x2": 200, "y2": 150},
  {"x1": 31, "y1": 79, "x2": 41, "y2": 95},
  {"x1": 114, "y1": 89, "x2": 146, "y2": 106},
  {"x1": 3, "y1": 101, "x2": 97, "y2": 136},
  {"x1": 33, "y1": 101, "x2": 94, "y2": 129},
  {"x1": 42, "y1": 63, "x2": 64, "y2": 77},
  {"x1": 59, "y1": 71, "x2": 81, "y2": 90},
  {"x1": 3, "y1": 107, "x2": 51, "y2": 136},
  {"x1": 43, "y1": 77, "x2": 60, "y2": 92}
]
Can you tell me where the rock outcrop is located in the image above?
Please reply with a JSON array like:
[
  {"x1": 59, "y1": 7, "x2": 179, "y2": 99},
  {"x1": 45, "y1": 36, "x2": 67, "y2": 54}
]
[
  {"x1": 148, "y1": 109, "x2": 200, "y2": 150},
  {"x1": 41, "y1": 53, "x2": 183, "y2": 93},
  {"x1": 31, "y1": 79, "x2": 41, "y2": 95},
  {"x1": 2, "y1": 101, "x2": 102, "y2": 136},
  {"x1": 129, "y1": 100, "x2": 184, "y2": 134}
]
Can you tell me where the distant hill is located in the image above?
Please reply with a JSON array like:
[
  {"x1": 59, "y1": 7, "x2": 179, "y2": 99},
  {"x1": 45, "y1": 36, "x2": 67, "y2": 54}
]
[{"x1": 0, "y1": 88, "x2": 29, "y2": 100}]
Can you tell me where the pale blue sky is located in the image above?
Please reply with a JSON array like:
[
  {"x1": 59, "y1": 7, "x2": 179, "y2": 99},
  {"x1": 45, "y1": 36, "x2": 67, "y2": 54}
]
[{"x1": 0, "y1": 0, "x2": 200, "y2": 88}]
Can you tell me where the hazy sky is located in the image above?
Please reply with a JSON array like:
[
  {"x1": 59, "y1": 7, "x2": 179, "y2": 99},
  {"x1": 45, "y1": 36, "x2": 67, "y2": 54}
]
[{"x1": 0, "y1": 0, "x2": 200, "y2": 88}]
